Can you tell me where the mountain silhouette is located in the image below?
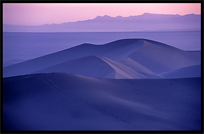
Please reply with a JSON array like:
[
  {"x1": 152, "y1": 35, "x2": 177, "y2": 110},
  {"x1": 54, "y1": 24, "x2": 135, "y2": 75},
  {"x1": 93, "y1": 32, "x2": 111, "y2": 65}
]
[{"x1": 3, "y1": 13, "x2": 201, "y2": 32}]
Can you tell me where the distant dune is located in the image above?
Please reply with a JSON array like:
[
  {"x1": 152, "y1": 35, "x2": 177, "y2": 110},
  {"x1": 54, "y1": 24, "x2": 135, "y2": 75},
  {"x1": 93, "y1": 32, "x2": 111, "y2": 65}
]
[
  {"x1": 3, "y1": 39, "x2": 200, "y2": 78},
  {"x1": 3, "y1": 73, "x2": 201, "y2": 130},
  {"x1": 161, "y1": 65, "x2": 201, "y2": 78}
]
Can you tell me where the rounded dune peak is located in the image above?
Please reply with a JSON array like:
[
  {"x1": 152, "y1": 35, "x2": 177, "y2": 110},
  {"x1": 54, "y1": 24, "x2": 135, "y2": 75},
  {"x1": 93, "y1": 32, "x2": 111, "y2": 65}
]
[
  {"x1": 104, "y1": 38, "x2": 169, "y2": 47},
  {"x1": 78, "y1": 43, "x2": 95, "y2": 47},
  {"x1": 104, "y1": 38, "x2": 144, "y2": 47}
]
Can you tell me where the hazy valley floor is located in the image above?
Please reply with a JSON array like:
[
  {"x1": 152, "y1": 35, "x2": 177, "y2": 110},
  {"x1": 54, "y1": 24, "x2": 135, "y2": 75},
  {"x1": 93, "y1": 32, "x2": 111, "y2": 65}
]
[{"x1": 3, "y1": 73, "x2": 201, "y2": 130}]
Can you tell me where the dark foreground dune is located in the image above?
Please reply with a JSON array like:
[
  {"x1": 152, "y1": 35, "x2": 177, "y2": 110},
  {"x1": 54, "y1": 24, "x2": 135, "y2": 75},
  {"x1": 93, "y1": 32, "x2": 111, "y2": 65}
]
[{"x1": 3, "y1": 73, "x2": 201, "y2": 130}]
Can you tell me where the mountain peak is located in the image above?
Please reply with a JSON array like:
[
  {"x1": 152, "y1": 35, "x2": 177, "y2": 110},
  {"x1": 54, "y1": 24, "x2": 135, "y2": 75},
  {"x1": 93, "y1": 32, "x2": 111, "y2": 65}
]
[
  {"x1": 142, "y1": 12, "x2": 153, "y2": 15},
  {"x1": 94, "y1": 15, "x2": 112, "y2": 19}
]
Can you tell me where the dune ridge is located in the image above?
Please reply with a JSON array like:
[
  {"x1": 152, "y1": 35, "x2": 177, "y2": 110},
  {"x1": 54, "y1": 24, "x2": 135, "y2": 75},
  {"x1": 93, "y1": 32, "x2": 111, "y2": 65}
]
[{"x1": 3, "y1": 39, "x2": 201, "y2": 78}]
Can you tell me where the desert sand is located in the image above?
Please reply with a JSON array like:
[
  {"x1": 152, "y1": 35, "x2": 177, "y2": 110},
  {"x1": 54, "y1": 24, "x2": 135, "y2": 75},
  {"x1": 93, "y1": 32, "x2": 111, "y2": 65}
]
[
  {"x1": 3, "y1": 73, "x2": 201, "y2": 130},
  {"x1": 3, "y1": 39, "x2": 201, "y2": 130}
]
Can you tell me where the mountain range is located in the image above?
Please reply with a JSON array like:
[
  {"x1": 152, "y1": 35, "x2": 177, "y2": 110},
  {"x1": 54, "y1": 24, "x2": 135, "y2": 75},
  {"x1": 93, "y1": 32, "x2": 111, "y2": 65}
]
[{"x1": 3, "y1": 13, "x2": 201, "y2": 32}]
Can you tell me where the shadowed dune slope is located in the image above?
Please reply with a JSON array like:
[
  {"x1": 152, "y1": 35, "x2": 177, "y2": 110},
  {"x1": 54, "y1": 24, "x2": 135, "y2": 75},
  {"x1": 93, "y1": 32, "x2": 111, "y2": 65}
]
[{"x1": 3, "y1": 73, "x2": 201, "y2": 130}]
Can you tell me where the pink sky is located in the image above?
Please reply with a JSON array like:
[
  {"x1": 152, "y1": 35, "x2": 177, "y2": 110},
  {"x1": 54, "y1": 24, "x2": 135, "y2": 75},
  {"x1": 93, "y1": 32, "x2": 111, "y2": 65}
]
[{"x1": 3, "y1": 3, "x2": 201, "y2": 25}]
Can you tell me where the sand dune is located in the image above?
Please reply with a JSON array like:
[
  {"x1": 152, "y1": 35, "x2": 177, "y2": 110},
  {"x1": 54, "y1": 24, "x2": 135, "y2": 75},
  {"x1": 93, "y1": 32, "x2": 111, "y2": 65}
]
[
  {"x1": 3, "y1": 37, "x2": 201, "y2": 130},
  {"x1": 3, "y1": 39, "x2": 200, "y2": 78},
  {"x1": 3, "y1": 39, "x2": 141, "y2": 77},
  {"x1": 128, "y1": 40, "x2": 200, "y2": 73},
  {"x1": 3, "y1": 73, "x2": 201, "y2": 130},
  {"x1": 35, "y1": 56, "x2": 115, "y2": 78},
  {"x1": 160, "y1": 65, "x2": 201, "y2": 78},
  {"x1": 35, "y1": 56, "x2": 157, "y2": 79}
]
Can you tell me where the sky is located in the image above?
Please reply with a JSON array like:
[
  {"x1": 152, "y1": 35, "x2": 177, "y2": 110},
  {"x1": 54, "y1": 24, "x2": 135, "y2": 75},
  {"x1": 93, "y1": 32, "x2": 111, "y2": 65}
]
[{"x1": 3, "y1": 3, "x2": 201, "y2": 26}]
